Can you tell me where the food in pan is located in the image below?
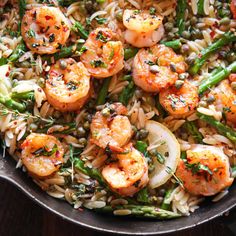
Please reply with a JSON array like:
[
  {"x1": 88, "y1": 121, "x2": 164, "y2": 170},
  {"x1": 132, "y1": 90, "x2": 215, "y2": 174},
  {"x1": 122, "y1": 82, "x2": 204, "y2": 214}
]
[{"x1": 0, "y1": 0, "x2": 236, "y2": 219}]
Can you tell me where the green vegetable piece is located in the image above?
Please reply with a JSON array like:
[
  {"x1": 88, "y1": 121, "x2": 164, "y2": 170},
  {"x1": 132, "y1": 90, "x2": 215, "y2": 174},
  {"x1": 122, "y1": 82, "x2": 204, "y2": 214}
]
[
  {"x1": 198, "y1": 61, "x2": 236, "y2": 94},
  {"x1": 118, "y1": 81, "x2": 135, "y2": 106},
  {"x1": 11, "y1": 91, "x2": 35, "y2": 101},
  {"x1": 0, "y1": 95, "x2": 26, "y2": 112},
  {"x1": 136, "y1": 187, "x2": 150, "y2": 203},
  {"x1": 42, "y1": 43, "x2": 83, "y2": 64},
  {"x1": 121, "y1": 74, "x2": 132, "y2": 81},
  {"x1": 183, "y1": 121, "x2": 203, "y2": 144},
  {"x1": 155, "y1": 152, "x2": 165, "y2": 164},
  {"x1": 198, "y1": 112, "x2": 236, "y2": 143},
  {"x1": 161, "y1": 40, "x2": 182, "y2": 50},
  {"x1": 96, "y1": 0, "x2": 105, "y2": 3},
  {"x1": 19, "y1": 0, "x2": 26, "y2": 19},
  {"x1": 97, "y1": 77, "x2": 111, "y2": 105},
  {"x1": 124, "y1": 47, "x2": 139, "y2": 60},
  {"x1": 197, "y1": 0, "x2": 205, "y2": 15},
  {"x1": 135, "y1": 141, "x2": 148, "y2": 154},
  {"x1": 8, "y1": 42, "x2": 27, "y2": 63},
  {"x1": 72, "y1": 21, "x2": 89, "y2": 40},
  {"x1": 161, "y1": 188, "x2": 174, "y2": 210},
  {"x1": 0, "y1": 58, "x2": 8, "y2": 66},
  {"x1": 189, "y1": 32, "x2": 236, "y2": 76},
  {"x1": 96, "y1": 204, "x2": 181, "y2": 219},
  {"x1": 176, "y1": 0, "x2": 187, "y2": 35},
  {"x1": 231, "y1": 166, "x2": 236, "y2": 178},
  {"x1": 75, "y1": 158, "x2": 105, "y2": 186}
]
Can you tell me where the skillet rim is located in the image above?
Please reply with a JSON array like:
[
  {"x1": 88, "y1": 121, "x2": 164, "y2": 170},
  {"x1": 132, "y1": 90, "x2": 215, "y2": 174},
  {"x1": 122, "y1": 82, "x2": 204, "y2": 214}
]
[{"x1": 0, "y1": 153, "x2": 236, "y2": 235}]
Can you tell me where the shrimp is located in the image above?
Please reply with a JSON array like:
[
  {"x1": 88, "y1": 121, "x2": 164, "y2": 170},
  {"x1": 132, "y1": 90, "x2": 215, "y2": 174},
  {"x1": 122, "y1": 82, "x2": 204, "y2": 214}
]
[
  {"x1": 21, "y1": 6, "x2": 70, "y2": 54},
  {"x1": 21, "y1": 133, "x2": 64, "y2": 178},
  {"x1": 80, "y1": 28, "x2": 124, "y2": 78},
  {"x1": 230, "y1": 0, "x2": 236, "y2": 19},
  {"x1": 102, "y1": 143, "x2": 149, "y2": 196},
  {"x1": 123, "y1": 9, "x2": 164, "y2": 48},
  {"x1": 176, "y1": 145, "x2": 233, "y2": 196},
  {"x1": 133, "y1": 44, "x2": 187, "y2": 93},
  {"x1": 45, "y1": 58, "x2": 90, "y2": 112},
  {"x1": 159, "y1": 81, "x2": 199, "y2": 117},
  {"x1": 214, "y1": 78, "x2": 236, "y2": 124},
  {"x1": 90, "y1": 103, "x2": 133, "y2": 152}
]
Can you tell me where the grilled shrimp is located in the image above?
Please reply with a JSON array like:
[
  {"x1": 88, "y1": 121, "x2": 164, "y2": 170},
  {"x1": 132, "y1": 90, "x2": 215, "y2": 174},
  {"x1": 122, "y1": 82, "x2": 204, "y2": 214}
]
[
  {"x1": 133, "y1": 44, "x2": 187, "y2": 93},
  {"x1": 45, "y1": 58, "x2": 90, "y2": 112},
  {"x1": 231, "y1": 0, "x2": 236, "y2": 19},
  {"x1": 215, "y1": 78, "x2": 236, "y2": 124},
  {"x1": 90, "y1": 103, "x2": 132, "y2": 152},
  {"x1": 159, "y1": 81, "x2": 199, "y2": 117},
  {"x1": 176, "y1": 145, "x2": 233, "y2": 196},
  {"x1": 102, "y1": 143, "x2": 149, "y2": 196},
  {"x1": 21, "y1": 6, "x2": 70, "y2": 54},
  {"x1": 123, "y1": 9, "x2": 164, "y2": 48},
  {"x1": 21, "y1": 133, "x2": 64, "y2": 178},
  {"x1": 80, "y1": 28, "x2": 124, "y2": 78}
]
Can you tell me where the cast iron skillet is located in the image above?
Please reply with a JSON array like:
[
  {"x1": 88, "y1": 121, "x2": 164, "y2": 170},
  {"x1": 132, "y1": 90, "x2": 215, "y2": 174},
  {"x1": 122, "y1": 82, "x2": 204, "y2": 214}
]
[{"x1": 0, "y1": 152, "x2": 235, "y2": 235}]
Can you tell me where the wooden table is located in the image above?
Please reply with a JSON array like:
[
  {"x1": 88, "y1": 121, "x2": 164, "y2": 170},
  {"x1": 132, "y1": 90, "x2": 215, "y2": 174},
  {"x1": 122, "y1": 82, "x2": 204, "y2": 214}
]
[{"x1": 0, "y1": 180, "x2": 235, "y2": 236}]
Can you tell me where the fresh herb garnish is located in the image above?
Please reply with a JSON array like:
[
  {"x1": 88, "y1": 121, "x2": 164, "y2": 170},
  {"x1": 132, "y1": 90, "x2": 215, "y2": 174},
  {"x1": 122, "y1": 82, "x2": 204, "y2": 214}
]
[
  {"x1": 155, "y1": 152, "x2": 165, "y2": 164},
  {"x1": 49, "y1": 33, "x2": 55, "y2": 42},
  {"x1": 66, "y1": 81, "x2": 78, "y2": 91},
  {"x1": 76, "y1": 45, "x2": 87, "y2": 56},
  {"x1": 69, "y1": 144, "x2": 75, "y2": 181},
  {"x1": 96, "y1": 30, "x2": 109, "y2": 42},
  {"x1": 33, "y1": 144, "x2": 58, "y2": 157},
  {"x1": 185, "y1": 162, "x2": 213, "y2": 175},
  {"x1": 149, "y1": 7, "x2": 156, "y2": 15},
  {"x1": 90, "y1": 59, "x2": 107, "y2": 68},
  {"x1": 95, "y1": 17, "x2": 107, "y2": 25},
  {"x1": 145, "y1": 60, "x2": 155, "y2": 66},
  {"x1": 27, "y1": 29, "x2": 36, "y2": 38}
]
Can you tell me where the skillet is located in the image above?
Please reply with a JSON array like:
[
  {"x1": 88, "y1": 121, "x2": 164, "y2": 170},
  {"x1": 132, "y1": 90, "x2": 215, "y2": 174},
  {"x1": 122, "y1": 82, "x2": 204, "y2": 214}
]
[{"x1": 0, "y1": 151, "x2": 235, "y2": 235}]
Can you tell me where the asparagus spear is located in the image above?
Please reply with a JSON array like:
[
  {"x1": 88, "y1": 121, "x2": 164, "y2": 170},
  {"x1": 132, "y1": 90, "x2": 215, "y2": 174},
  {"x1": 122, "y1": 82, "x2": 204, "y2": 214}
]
[
  {"x1": 0, "y1": 58, "x2": 7, "y2": 66},
  {"x1": 96, "y1": 204, "x2": 181, "y2": 219},
  {"x1": 11, "y1": 91, "x2": 34, "y2": 100},
  {"x1": 161, "y1": 40, "x2": 182, "y2": 50},
  {"x1": 118, "y1": 81, "x2": 135, "y2": 106},
  {"x1": 0, "y1": 95, "x2": 26, "y2": 112},
  {"x1": 198, "y1": 112, "x2": 236, "y2": 143},
  {"x1": 19, "y1": 0, "x2": 26, "y2": 19},
  {"x1": 198, "y1": 61, "x2": 236, "y2": 94},
  {"x1": 176, "y1": 0, "x2": 187, "y2": 35},
  {"x1": 74, "y1": 158, "x2": 106, "y2": 186},
  {"x1": 42, "y1": 43, "x2": 83, "y2": 63},
  {"x1": 72, "y1": 22, "x2": 89, "y2": 40},
  {"x1": 97, "y1": 77, "x2": 111, "y2": 105},
  {"x1": 8, "y1": 41, "x2": 27, "y2": 63},
  {"x1": 189, "y1": 32, "x2": 236, "y2": 75},
  {"x1": 197, "y1": 0, "x2": 205, "y2": 15},
  {"x1": 136, "y1": 187, "x2": 150, "y2": 204},
  {"x1": 120, "y1": 74, "x2": 132, "y2": 81},
  {"x1": 183, "y1": 121, "x2": 204, "y2": 144},
  {"x1": 161, "y1": 188, "x2": 174, "y2": 210},
  {"x1": 231, "y1": 166, "x2": 236, "y2": 178},
  {"x1": 124, "y1": 47, "x2": 139, "y2": 60}
]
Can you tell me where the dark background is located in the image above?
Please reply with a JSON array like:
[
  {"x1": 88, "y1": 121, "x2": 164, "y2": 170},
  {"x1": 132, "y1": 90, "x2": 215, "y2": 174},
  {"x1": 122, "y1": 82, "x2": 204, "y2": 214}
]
[{"x1": 0, "y1": 180, "x2": 235, "y2": 236}]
